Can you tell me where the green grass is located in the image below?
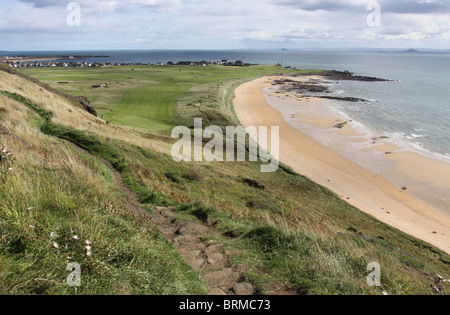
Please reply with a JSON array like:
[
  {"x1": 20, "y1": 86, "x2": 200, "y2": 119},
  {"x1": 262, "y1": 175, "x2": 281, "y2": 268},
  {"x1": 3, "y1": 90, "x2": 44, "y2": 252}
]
[
  {"x1": 2, "y1": 63, "x2": 450, "y2": 295},
  {"x1": 0, "y1": 87, "x2": 206, "y2": 295},
  {"x1": 21, "y1": 65, "x2": 316, "y2": 131}
]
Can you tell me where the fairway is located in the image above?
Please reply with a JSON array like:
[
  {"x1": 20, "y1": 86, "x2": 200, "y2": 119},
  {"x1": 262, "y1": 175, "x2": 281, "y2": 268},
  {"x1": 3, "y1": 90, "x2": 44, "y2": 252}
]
[
  {"x1": 21, "y1": 65, "x2": 308, "y2": 131},
  {"x1": 110, "y1": 81, "x2": 181, "y2": 131}
]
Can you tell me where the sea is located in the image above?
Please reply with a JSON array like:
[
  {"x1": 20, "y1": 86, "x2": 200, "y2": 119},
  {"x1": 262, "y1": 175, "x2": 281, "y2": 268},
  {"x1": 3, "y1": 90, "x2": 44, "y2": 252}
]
[{"x1": 2, "y1": 49, "x2": 450, "y2": 162}]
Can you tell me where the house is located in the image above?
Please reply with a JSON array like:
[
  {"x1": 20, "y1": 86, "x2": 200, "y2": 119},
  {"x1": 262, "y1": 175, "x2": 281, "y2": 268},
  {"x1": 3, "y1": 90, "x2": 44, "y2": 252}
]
[{"x1": 92, "y1": 83, "x2": 107, "y2": 89}]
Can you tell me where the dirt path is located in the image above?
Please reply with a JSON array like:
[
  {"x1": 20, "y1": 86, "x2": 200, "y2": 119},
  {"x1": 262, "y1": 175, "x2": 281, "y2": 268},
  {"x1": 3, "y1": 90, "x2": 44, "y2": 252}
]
[
  {"x1": 64, "y1": 140, "x2": 255, "y2": 295},
  {"x1": 150, "y1": 207, "x2": 256, "y2": 295}
]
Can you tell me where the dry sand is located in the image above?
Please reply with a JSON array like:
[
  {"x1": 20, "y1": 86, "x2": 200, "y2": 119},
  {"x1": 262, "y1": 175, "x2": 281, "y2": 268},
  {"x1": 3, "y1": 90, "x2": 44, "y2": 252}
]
[{"x1": 233, "y1": 76, "x2": 450, "y2": 255}]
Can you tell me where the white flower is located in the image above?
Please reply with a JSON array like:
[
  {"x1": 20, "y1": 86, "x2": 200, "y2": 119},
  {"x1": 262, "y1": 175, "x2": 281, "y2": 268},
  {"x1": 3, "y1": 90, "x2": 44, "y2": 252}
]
[
  {"x1": 8, "y1": 168, "x2": 12, "y2": 171},
  {"x1": 52, "y1": 242, "x2": 59, "y2": 249},
  {"x1": 29, "y1": 225, "x2": 34, "y2": 229},
  {"x1": 26, "y1": 207, "x2": 34, "y2": 211},
  {"x1": 85, "y1": 240, "x2": 91, "y2": 245},
  {"x1": 85, "y1": 246, "x2": 92, "y2": 257},
  {"x1": 50, "y1": 232, "x2": 57, "y2": 239},
  {"x1": 73, "y1": 235, "x2": 79, "y2": 241}
]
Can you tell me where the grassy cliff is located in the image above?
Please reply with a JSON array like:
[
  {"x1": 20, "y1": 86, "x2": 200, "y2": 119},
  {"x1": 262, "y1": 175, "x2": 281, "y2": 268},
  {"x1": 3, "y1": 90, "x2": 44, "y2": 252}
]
[{"x1": 1, "y1": 63, "x2": 449, "y2": 295}]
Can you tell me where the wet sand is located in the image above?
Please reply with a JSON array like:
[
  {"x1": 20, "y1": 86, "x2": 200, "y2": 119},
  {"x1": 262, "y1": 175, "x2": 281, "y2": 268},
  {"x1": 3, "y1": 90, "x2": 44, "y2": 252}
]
[{"x1": 233, "y1": 75, "x2": 450, "y2": 255}]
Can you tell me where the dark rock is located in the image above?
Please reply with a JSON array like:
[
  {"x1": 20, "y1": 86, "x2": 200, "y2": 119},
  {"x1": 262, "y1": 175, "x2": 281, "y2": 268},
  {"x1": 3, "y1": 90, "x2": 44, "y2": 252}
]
[
  {"x1": 315, "y1": 95, "x2": 368, "y2": 102},
  {"x1": 321, "y1": 70, "x2": 390, "y2": 82},
  {"x1": 77, "y1": 96, "x2": 98, "y2": 117}
]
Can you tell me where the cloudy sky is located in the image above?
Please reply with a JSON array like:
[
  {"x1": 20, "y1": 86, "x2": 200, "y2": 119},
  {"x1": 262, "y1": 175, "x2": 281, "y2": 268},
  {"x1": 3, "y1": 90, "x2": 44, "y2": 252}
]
[{"x1": 0, "y1": 0, "x2": 449, "y2": 51}]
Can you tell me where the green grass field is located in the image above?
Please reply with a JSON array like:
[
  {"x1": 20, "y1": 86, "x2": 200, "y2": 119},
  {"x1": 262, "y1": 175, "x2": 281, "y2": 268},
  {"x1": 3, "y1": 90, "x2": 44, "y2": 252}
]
[
  {"x1": 2, "y1": 63, "x2": 449, "y2": 295},
  {"x1": 22, "y1": 65, "x2": 310, "y2": 131}
]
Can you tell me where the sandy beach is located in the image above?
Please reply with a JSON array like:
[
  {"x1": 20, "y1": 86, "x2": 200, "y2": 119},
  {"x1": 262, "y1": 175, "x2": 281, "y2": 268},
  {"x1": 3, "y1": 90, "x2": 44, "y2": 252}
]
[{"x1": 233, "y1": 75, "x2": 450, "y2": 255}]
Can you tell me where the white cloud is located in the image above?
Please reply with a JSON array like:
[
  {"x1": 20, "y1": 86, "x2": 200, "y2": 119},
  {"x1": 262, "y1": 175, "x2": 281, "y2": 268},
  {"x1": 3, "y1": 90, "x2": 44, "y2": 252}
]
[{"x1": 0, "y1": 0, "x2": 449, "y2": 50}]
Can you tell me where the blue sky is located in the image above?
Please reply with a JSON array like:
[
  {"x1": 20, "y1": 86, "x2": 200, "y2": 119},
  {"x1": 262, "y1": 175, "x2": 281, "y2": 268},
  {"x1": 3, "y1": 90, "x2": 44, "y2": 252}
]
[{"x1": 0, "y1": 0, "x2": 449, "y2": 51}]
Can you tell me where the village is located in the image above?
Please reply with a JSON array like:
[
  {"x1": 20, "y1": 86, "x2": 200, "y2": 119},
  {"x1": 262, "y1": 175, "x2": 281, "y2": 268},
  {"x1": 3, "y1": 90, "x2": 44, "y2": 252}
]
[{"x1": 0, "y1": 56, "x2": 250, "y2": 69}]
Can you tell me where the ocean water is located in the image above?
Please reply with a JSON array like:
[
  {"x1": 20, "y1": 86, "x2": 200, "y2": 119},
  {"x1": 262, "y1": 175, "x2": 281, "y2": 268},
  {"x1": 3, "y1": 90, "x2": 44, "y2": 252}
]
[{"x1": 3, "y1": 50, "x2": 450, "y2": 160}]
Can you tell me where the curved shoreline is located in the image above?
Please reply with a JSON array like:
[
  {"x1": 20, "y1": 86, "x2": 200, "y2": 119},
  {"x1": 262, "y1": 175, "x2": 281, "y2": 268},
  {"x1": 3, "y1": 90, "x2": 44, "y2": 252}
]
[{"x1": 233, "y1": 76, "x2": 450, "y2": 255}]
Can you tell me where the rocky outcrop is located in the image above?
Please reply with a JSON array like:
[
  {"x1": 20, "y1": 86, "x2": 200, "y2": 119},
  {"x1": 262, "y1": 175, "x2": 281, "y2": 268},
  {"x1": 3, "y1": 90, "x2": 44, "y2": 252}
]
[
  {"x1": 320, "y1": 70, "x2": 390, "y2": 82},
  {"x1": 77, "y1": 96, "x2": 98, "y2": 117},
  {"x1": 309, "y1": 95, "x2": 368, "y2": 102}
]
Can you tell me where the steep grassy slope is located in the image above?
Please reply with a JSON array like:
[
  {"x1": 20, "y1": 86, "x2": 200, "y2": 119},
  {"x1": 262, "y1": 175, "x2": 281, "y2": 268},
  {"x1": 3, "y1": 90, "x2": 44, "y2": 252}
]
[
  {"x1": 1, "y1": 63, "x2": 450, "y2": 295},
  {"x1": 0, "y1": 66, "x2": 206, "y2": 294}
]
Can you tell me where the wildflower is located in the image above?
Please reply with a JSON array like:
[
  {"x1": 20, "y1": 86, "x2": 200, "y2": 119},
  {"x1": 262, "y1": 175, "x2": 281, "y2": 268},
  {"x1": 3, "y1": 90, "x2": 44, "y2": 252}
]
[
  {"x1": 50, "y1": 232, "x2": 57, "y2": 239},
  {"x1": 26, "y1": 207, "x2": 34, "y2": 211},
  {"x1": 53, "y1": 242, "x2": 59, "y2": 249},
  {"x1": 73, "y1": 235, "x2": 79, "y2": 241},
  {"x1": 8, "y1": 168, "x2": 12, "y2": 171},
  {"x1": 85, "y1": 240, "x2": 91, "y2": 245},
  {"x1": 29, "y1": 225, "x2": 34, "y2": 229},
  {"x1": 85, "y1": 246, "x2": 92, "y2": 257}
]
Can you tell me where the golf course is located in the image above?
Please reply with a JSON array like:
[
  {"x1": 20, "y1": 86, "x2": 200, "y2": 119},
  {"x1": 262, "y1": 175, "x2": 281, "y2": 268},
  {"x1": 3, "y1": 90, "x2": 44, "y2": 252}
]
[{"x1": 21, "y1": 65, "x2": 309, "y2": 131}]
